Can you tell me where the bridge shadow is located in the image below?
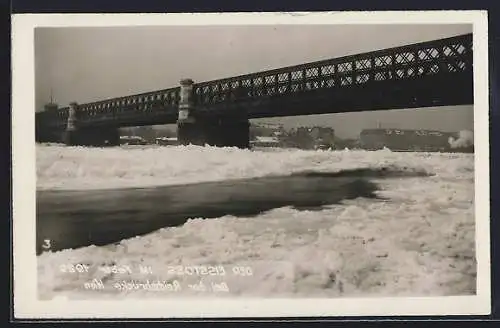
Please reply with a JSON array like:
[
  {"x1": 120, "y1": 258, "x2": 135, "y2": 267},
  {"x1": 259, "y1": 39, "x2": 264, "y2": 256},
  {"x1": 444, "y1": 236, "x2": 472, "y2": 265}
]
[{"x1": 36, "y1": 167, "x2": 432, "y2": 255}]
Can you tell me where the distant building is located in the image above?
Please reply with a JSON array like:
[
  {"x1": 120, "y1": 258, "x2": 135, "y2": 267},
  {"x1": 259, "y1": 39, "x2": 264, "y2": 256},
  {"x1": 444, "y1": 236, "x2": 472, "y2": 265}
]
[
  {"x1": 310, "y1": 127, "x2": 335, "y2": 148},
  {"x1": 119, "y1": 136, "x2": 147, "y2": 145},
  {"x1": 252, "y1": 122, "x2": 284, "y2": 130},
  {"x1": 360, "y1": 128, "x2": 456, "y2": 152},
  {"x1": 250, "y1": 136, "x2": 280, "y2": 147},
  {"x1": 280, "y1": 126, "x2": 335, "y2": 150},
  {"x1": 250, "y1": 122, "x2": 285, "y2": 139},
  {"x1": 332, "y1": 138, "x2": 361, "y2": 150},
  {"x1": 280, "y1": 127, "x2": 314, "y2": 149},
  {"x1": 155, "y1": 137, "x2": 179, "y2": 146}
]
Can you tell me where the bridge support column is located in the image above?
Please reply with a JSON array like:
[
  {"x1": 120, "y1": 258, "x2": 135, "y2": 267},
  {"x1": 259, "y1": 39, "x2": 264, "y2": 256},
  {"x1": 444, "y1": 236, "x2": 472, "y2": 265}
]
[
  {"x1": 177, "y1": 78, "x2": 203, "y2": 145},
  {"x1": 64, "y1": 102, "x2": 79, "y2": 146},
  {"x1": 177, "y1": 79, "x2": 250, "y2": 148},
  {"x1": 64, "y1": 102, "x2": 119, "y2": 147}
]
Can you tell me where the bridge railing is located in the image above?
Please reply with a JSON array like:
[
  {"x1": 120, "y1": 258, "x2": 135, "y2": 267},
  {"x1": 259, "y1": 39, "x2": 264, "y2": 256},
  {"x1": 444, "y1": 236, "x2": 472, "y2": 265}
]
[
  {"x1": 75, "y1": 87, "x2": 180, "y2": 124},
  {"x1": 36, "y1": 33, "x2": 472, "y2": 128},
  {"x1": 37, "y1": 87, "x2": 180, "y2": 128},
  {"x1": 192, "y1": 33, "x2": 472, "y2": 107}
]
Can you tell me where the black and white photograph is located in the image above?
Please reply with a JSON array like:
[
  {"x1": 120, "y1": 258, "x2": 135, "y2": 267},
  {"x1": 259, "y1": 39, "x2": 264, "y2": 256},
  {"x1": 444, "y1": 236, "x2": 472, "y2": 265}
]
[{"x1": 12, "y1": 12, "x2": 490, "y2": 318}]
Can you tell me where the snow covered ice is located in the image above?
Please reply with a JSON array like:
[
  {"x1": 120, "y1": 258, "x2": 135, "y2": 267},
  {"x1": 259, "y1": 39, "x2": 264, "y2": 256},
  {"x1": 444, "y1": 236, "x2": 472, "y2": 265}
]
[{"x1": 36, "y1": 144, "x2": 475, "y2": 299}]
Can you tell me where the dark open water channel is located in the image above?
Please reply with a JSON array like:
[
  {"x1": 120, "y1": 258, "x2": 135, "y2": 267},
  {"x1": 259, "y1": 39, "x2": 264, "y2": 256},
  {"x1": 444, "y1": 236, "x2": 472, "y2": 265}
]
[{"x1": 36, "y1": 168, "x2": 429, "y2": 255}]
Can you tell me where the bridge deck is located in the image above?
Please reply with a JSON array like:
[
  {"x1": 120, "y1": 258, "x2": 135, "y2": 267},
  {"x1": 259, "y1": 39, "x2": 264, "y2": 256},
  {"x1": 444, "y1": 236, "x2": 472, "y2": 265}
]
[{"x1": 36, "y1": 33, "x2": 473, "y2": 129}]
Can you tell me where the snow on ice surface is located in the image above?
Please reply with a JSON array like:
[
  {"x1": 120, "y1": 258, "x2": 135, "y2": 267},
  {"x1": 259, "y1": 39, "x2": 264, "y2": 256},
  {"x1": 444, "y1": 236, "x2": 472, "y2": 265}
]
[
  {"x1": 36, "y1": 144, "x2": 475, "y2": 299},
  {"x1": 37, "y1": 144, "x2": 470, "y2": 190}
]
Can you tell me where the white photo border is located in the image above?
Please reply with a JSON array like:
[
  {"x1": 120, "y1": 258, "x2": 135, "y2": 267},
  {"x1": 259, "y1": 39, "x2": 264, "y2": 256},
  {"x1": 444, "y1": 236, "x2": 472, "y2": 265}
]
[{"x1": 12, "y1": 11, "x2": 490, "y2": 318}]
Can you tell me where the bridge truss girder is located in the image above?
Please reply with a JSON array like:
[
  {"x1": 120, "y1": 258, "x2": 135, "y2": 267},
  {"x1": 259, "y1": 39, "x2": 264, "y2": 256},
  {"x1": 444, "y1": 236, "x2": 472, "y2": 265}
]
[{"x1": 35, "y1": 33, "x2": 473, "y2": 131}]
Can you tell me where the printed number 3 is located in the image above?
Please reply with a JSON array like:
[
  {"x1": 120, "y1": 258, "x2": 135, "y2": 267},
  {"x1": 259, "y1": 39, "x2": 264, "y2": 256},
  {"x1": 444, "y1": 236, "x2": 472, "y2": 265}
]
[{"x1": 42, "y1": 239, "x2": 51, "y2": 250}]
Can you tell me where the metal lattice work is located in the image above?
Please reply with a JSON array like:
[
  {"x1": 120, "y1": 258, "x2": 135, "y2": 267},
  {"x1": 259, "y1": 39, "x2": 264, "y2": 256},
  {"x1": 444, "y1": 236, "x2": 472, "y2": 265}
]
[
  {"x1": 76, "y1": 87, "x2": 180, "y2": 125},
  {"x1": 193, "y1": 34, "x2": 472, "y2": 107},
  {"x1": 36, "y1": 33, "x2": 472, "y2": 130},
  {"x1": 37, "y1": 87, "x2": 180, "y2": 128}
]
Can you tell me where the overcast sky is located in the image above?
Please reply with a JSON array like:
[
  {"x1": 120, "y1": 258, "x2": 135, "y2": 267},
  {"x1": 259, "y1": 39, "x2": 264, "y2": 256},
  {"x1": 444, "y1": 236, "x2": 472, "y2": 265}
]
[{"x1": 35, "y1": 24, "x2": 473, "y2": 138}]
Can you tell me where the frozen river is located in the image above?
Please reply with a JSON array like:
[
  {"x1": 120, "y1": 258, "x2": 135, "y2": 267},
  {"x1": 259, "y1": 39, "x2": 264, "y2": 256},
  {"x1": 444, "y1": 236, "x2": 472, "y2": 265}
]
[
  {"x1": 36, "y1": 144, "x2": 476, "y2": 299},
  {"x1": 37, "y1": 168, "x2": 429, "y2": 254}
]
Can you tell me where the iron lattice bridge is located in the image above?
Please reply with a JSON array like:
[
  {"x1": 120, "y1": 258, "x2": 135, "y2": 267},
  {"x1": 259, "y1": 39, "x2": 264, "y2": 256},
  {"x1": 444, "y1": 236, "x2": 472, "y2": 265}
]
[{"x1": 37, "y1": 33, "x2": 473, "y2": 129}]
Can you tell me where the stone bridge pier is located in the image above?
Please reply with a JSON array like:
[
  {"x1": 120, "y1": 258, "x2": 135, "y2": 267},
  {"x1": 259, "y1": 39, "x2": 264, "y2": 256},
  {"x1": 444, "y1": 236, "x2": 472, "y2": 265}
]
[
  {"x1": 64, "y1": 102, "x2": 120, "y2": 147},
  {"x1": 177, "y1": 79, "x2": 250, "y2": 148}
]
